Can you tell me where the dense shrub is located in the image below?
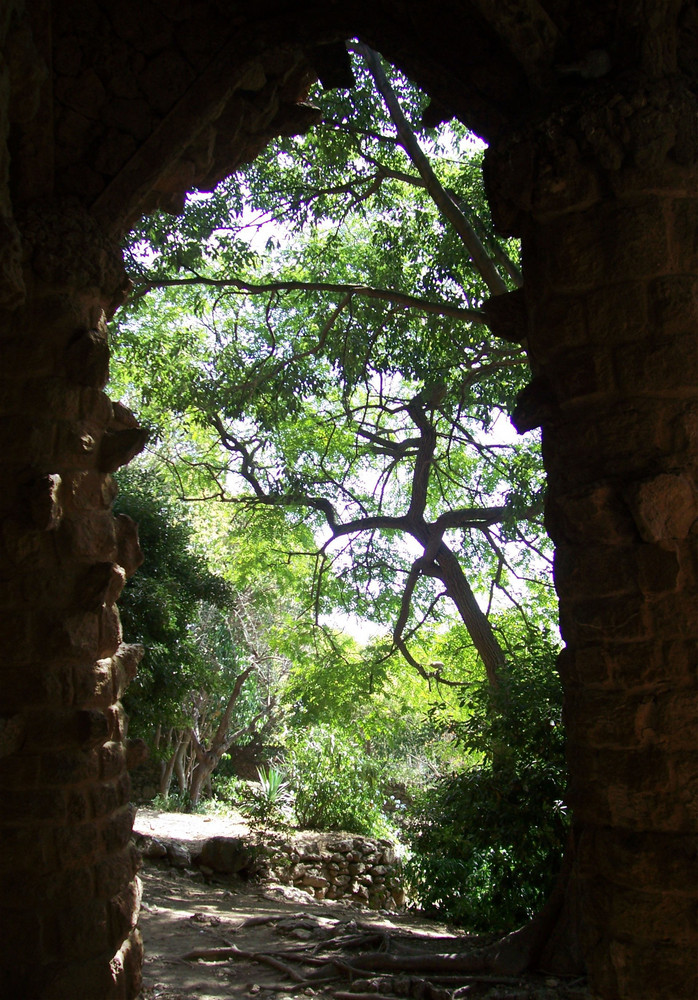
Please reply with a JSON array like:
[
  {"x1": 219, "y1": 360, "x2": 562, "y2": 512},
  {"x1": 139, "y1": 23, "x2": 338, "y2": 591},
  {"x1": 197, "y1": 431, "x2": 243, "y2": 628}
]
[
  {"x1": 284, "y1": 725, "x2": 389, "y2": 835},
  {"x1": 404, "y1": 630, "x2": 568, "y2": 932}
]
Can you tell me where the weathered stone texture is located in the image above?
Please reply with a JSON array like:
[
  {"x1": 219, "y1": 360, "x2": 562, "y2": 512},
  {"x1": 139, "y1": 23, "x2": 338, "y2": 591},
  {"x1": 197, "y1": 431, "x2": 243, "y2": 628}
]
[
  {"x1": 2, "y1": 3, "x2": 698, "y2": 999},
  {"x1": 485, "y1": 92, "x2": 698, "y2": 993},
  {"x1": 0, "y1": 197, "x2": 147, "y2": 996},
  {"x1": 190, "y1": 831, "x2": 404, "y2": 909}
]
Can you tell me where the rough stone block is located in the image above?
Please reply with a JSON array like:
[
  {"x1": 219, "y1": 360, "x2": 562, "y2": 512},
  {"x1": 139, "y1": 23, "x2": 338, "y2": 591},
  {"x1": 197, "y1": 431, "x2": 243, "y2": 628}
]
[
  {"x1": 0, "y1": 909, "x2": 42, "y2": 966},
  {"x1": 0, "y1": 821, "x2": 58, "y2": 873},
  {"x1": 2, "y1": 786, "x2": 66, "y2": 823},
  {"x1": 50, "y1": 610, "x2": 101, "y2": 661},
  {"x1": 41, "y1": 746, "x2": 100, "y2": 785},
  {"x1": 74, "y1": 656, "x2": 115, "y2": 708},
  {"x1": 112, "y1": 643, "x2": 144, "y2": 697},
  {"x1": 62, "y1": 470, "x2": 118, "y2": 512},
  {"x1": 552, "y1": 347, "x2": 616, "y2": 404},
  {"x1": 616, "y1": 332, "x2": 698, "y2": 393},
  {"x1": 649, "y1": 274, "x2": 698, "y2": 332},
  {"x1": 565, "y1": 687, "x2": 698, "y2": 751},
  {"x1": 199, "y1": 836, "x2": 256, "y2": 874},
  {"x1": 66, "y1": 787, "x2": 91, "y2": 824},
  {"x1": 57, "y1": 898, "x2": 111, "y2": 964},
  {"x1": 91, "y1": 777, "x2": 129, "y2": 819},
  {"x1": 24, "y1": 473, "x2": 64, "y2": 531},
  {"x1": 59, "y1": 509, "x2": 118, "y2": 563},
  {"x1": 579, "y1": 826, "x2": 698, "y2": 896},
  {"x1": 93, "y1": 844, "x2": 141, "y2": 900},
  {"x1": 635, "y1": 543, "x2": 681, "y2": 593},
  {"x1": 98, "y1": 427, "x2": 148, "y2": 473},
  {"x1": 567, "y1": 743, "x2": 686, "y2": 830},
  {"x1": 625, "y1": 473, "x2": 697, "y2": 544},
  {"x1": 102, "y1": 804, "x2": 136, "y2": 854},
  {"x1": 547, "y1": 484, "x2": 637, "y2": 546},
  {"x1": 107, "y1": 875, "x2": 142, "y2": 945},
  {"x1": 100, "y1": 740, "x2": 127, "y2": 779},
  {"x1": 553, "y1": 544, "x2": 638, "y2": 600},
  {"x1": 0, "y1": 753, "x2": 41, "y2": 791},
  {"x1": 589, "y1": 938, "x2": 698, "y2": 1000},
  {"x1": 538, "y1": 210, "x2": 608, "y2": 292},
  {"x1": 55, "y1": 819, "x2": 103, "y2": 868},
  {"x1": 650, "y1": 591, "x2": 698, "y2": 639},
  {"x1": 670, "y1": 198, "x2": 698, "y2": 271},
  {"x1": 79, "y1": 385, "x2": 114, "y2": 426},
  {"x1": 560, "y1": 593, "x2": 649, "y2": 645},
  {"x1": 99, "y1": 602, "x2": 124, "y2": 659},
  {"x1": 65, "y1": 330, "x2": 109, "y2": 389},
  {"x1": 114, "y1": 513, "x2": 143, "y2": 577}
]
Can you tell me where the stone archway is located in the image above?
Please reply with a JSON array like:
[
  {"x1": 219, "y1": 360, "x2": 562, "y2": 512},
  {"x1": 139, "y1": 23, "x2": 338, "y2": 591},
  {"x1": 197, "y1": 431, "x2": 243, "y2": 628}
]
[{"x1": 1, "y1": 4, "x2": 696, "y2": 998}]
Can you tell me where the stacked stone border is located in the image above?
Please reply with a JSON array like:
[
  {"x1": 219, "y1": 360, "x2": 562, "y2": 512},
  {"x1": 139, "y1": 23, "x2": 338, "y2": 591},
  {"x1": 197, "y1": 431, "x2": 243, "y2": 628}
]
[{"x1": 136, "y1": 830, "x2": 405, "y2": 910}]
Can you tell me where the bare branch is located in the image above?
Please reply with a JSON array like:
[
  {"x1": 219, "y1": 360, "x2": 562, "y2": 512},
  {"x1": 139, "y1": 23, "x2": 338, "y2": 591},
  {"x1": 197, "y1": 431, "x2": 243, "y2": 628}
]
[{"x1": 135, "y1": 274, "x2": 486, "y2": 324}]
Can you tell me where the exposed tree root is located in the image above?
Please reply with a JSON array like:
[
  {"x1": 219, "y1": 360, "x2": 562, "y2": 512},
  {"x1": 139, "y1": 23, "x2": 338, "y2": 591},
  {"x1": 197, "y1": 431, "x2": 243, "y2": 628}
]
[{"x1": 181, "y1": 851, "x2": 587, "y2": 998}]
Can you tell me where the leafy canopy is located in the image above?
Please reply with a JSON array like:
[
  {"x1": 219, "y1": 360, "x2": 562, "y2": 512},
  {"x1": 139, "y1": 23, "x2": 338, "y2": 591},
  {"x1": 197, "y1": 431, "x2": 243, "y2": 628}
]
[{"x1": 112, "y1": 43, "x2": 554, "y2": 690}]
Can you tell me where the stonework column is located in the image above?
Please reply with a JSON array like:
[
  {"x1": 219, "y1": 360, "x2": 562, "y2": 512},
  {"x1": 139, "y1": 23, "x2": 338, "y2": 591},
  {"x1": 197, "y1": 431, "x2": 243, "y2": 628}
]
[
  {"x1": 0, "y1": 203, "x2": 147, "y2": 999},
  {"x1": 486, "y1": 82, "x2": 698, "y2": 1000}
]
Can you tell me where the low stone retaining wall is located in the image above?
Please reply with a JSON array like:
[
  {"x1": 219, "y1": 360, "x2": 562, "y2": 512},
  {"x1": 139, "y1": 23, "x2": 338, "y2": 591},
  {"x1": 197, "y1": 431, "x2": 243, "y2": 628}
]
[
  {"x1": 256, "y1": 833, "x2": 405, "y2": 910},
  {"x1": 136, "y1": 829, "x2": 405, "y2": 910}
]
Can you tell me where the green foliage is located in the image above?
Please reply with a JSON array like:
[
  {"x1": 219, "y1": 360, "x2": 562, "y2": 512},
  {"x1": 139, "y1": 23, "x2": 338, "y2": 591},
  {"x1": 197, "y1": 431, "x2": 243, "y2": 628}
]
[
  {"x1": 114, "y1": 462, "x2": 232, "y2": 741},
  {"x1": 241, "y1": 766, "x2": 292, "y2": 826},
  {"x1": 284, "y1": 725, "x2": 389, "y2": 836},
  {"x1": 404, "y1": 628, "x2": 567, "y2": 932},
  {"x1": 111, "y1": 52, "x2": 569, "y2": 931},
  {"x1": 111, "y1": 48, "x2": 546, "y2": 672},
  {"x1": 150, "y1": 791, "x2": 192, "y2": 813},
  {"x1": 211, "y1": 773, "x2": 246, "y2": 808}
]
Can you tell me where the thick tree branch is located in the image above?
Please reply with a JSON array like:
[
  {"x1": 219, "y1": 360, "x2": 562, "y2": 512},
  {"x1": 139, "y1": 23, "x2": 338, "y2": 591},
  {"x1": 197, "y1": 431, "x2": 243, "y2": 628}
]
[
  {"x1": 206, "y1": 416, "x2": 513, "y2": 687},
  {"x1": 355, "y1": 43, "x2": 509, "y2": 297},
  {"x1": 209, "y1": 664, "x2": 255, "y2": 753},
  {"x1": 360, "y1": 154, "x2": 523, "y2": 288},
  {"x1": 405, "y1": 396, "x2": 439, "y2": 520},
  {"x1": 135, "y1": 274, "x2": 486, "y2": 324}
]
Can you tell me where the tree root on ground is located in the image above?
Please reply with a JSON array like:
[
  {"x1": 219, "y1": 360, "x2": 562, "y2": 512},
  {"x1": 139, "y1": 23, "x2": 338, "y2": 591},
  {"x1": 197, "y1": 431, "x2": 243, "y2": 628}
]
[{"x1": 180, "y1": 906, "x2": 589, "y2": 999}]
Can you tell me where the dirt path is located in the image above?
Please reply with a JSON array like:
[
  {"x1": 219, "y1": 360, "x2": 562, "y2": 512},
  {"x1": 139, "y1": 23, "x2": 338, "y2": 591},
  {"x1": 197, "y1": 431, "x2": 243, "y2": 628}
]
[{"x1": 134, "y1": 809, "x2": 590, "y2": 1000}]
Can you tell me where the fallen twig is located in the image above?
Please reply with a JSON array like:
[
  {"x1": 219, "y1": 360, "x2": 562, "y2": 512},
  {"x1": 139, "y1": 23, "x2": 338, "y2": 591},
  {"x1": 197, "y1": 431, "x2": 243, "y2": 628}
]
[
  {"x1": 180, "y1": 946, "x2": 237, "y2": 961},
  {"x1": 257, "y1": 976, "x2": 341, "y2": 992}
]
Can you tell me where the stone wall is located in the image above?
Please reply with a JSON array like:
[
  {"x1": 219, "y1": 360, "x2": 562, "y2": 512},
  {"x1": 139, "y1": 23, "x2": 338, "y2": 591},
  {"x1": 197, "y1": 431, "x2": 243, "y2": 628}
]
[
  {"x1": 485, "y1": 77, "x2": 698, "y2": 998},
  {"x1": 0, "y1": 202, "x2": 148, "y2": 998},
  {"x1": 254, "y1": 833, "x2": 404, "y2": 909},
  {"x1": 141, "y1": 831, "x2": 406, "y2": 910},
  {"x1": 2, "y1": 4, "x2": 698, "y2": 999}
]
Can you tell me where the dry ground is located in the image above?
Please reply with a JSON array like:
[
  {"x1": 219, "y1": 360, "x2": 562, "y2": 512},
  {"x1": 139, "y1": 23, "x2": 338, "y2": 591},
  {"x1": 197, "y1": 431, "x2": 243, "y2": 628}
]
[{"x1": 133, "y1": 808, "x2": 590, "y2": 1000}]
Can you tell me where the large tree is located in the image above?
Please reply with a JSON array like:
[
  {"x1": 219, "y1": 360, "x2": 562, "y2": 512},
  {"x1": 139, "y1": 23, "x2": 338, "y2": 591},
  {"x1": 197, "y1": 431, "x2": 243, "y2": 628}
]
[
  {"x1": 114, "y1": 461, "x2": 321, "y2": 804},
  {"x1": 113, "y1": 46, "x2": 551, "y2": 691}
]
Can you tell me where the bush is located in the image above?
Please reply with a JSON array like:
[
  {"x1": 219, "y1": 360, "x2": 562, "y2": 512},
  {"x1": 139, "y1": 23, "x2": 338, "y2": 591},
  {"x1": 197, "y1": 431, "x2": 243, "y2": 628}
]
[
  {"x1": 284, "y1": 725, "x2": 389, "y2": 835},
  {"x1": 242, "y1": 766, "x2": 293, "y2": 826},
  {"x1": 211, "y1": 774, "x2": 247, "y2": 809},
  {"x1": 404, "y1": 629, "x2": 568, "y2": 933}
]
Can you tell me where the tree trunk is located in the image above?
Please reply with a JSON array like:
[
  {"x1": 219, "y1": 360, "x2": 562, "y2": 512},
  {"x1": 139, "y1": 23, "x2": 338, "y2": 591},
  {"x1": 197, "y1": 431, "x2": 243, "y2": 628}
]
[
  {"x1": 173, "y1": 733, "x2": 190, "y2": 795},
  {"x1": 159, "y1": 757, "x2": 175, "y2": 798},
  {"x1": 189, "y1": 754, "x2": 217, "y2": 807},
  {"x1": 357, "y1": 43, "x2": 509, "y2": 297},
  {"x1": 158, "y1": 732, "x2": 188, "y2": 798},
  {"x1": 432, "y1": 542, "x2": 507, "y2": 687}
]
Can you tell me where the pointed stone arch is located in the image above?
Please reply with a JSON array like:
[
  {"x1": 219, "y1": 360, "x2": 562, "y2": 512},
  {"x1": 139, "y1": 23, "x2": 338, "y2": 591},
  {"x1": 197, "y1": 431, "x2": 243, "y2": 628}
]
[{"x1": 1, "y1": 3, "x2": 697, "y2": 998}]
